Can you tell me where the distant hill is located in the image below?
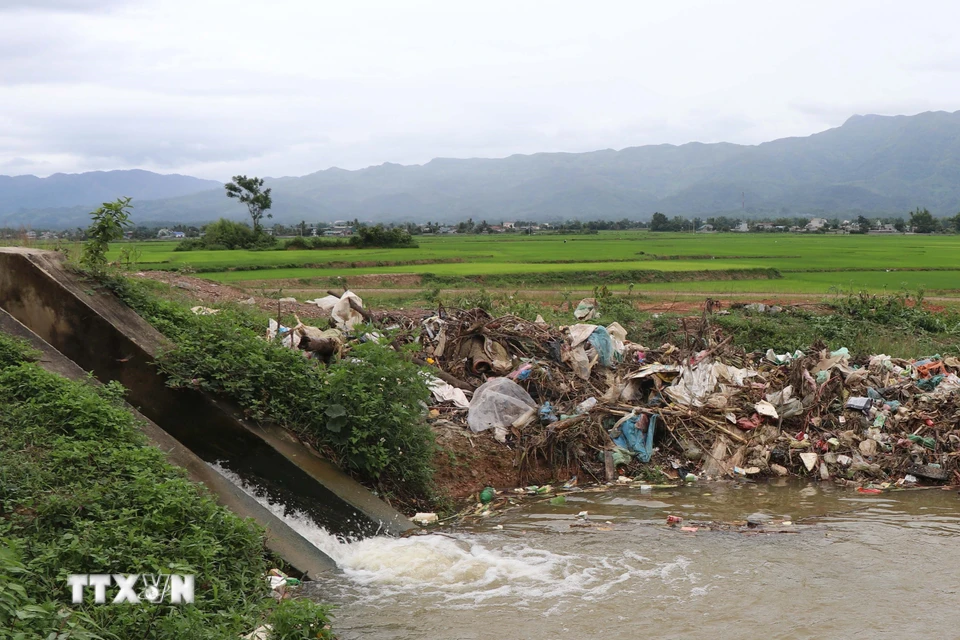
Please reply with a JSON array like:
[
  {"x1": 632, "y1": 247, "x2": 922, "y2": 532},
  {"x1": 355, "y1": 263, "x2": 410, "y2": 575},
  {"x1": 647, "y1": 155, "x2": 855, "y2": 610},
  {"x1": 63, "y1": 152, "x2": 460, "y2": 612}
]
[
  {"x1": 0, "y1": 170, "x2": 221, "y2": 227},
  {"x1": 6, "y1": 110, "x2": 960, "y2": 228}
]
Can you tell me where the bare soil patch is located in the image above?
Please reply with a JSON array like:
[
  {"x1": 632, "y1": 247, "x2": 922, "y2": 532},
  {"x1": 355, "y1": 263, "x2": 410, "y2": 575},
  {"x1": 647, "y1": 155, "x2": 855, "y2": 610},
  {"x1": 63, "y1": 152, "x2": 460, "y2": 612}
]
[
  {"x1": 132, "y1": 271, "x2": 335, "y2": 321},
  {"x1": 431, "y1": 420, "x2": 554, "y2": 498}
]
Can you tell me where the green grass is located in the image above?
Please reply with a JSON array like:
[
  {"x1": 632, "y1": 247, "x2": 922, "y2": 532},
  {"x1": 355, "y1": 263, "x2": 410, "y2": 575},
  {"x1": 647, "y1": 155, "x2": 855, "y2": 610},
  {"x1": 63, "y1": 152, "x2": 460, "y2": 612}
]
[
  {"x1": 612, "y1": 270, "x2": 960, "y2": 295},
  {"x1": 0, "y1": 332, "x2": 333, "y2": 639},
  {"x1": 107, "y1": 232, "x2": 960, "y2": 295}
]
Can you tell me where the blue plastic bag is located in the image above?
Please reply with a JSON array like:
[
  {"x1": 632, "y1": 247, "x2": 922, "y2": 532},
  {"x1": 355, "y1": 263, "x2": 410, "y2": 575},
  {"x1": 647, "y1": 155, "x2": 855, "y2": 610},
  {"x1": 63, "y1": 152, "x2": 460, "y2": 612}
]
[
  {"x1": 611, "y1": 414, "x2": 657, "y2": 463},
  {"x1": 539, "y1": 402, "x2": 558, "y2": 424},
  {"x1": 588, "y1": 326, "x2": 616, "y2": 367}
]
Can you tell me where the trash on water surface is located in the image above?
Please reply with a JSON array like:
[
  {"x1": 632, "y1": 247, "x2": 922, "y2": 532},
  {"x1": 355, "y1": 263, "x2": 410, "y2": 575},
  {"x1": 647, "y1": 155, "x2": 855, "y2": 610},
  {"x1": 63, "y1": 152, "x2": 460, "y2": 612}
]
[{"x1": 412, "y1": 512, "x2": 439, "y2": 525}]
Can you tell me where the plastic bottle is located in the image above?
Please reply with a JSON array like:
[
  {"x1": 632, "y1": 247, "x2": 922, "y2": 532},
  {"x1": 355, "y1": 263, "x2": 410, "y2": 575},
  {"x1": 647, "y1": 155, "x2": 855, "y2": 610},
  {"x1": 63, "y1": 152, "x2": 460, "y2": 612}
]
[{"x1": 576, "y1": 397, "x2": 598, "y2": 414}]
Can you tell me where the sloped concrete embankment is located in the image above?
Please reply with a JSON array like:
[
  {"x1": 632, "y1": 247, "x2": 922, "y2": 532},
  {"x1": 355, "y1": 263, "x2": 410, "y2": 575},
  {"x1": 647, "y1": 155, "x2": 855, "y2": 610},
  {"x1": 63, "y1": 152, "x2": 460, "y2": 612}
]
[{"x1": 0, "y1": 248, "x2": 414, "y2": 574}]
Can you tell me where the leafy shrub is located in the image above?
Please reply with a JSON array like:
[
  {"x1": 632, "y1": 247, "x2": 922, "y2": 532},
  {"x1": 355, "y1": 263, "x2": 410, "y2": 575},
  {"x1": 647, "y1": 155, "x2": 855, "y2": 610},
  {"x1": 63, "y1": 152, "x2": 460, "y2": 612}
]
[
  {"x1": 284, "y1": 236, "x2": 309, "y2": 250},
  {"x1": 316, "y1": 341, "x2": 434, "y2": 493},
  {"x1": 452, "y1": 288, "x2": 494, "y2": 311},
  {"x1": 267, "y1": 598, "x2": 334, "y2": 639},
  {"x1": 280, "y1": 236, "x2": 357, "y2": 250},
  {"x1": 831, "y1": 289, "x2": 959, "y2": 333},
  {"x1": 106, "y1": 277, "x2": 435, "y2": 498},
  {"x1": 492, "y1": 293, "x2": 544, "y2": 321},
  {"x1": 423, "y1": 287, "x2": 443, "y2": 304},
  {"x1": 350, "y1": 224, "x2": 418, "y2": 248},
  {"x1": 308, "y1": 236, "x2": 351, "y2": 249},
  {"x1": 0, "y1": 334, "x2": 39, "y2": 369},
  {"x1": 80, "y1": 197, "x2": 133, "y2": 273},
  {"x1": 174, "y1": 219, "x2": 278, "y2": 251},
  {"x1": 174, "y1": 238, "x2": 206, "y2": 251},
  {"x1": 592, "y1": 284, "x2": 645, "y2": 329},
  {"x1": 0, "y1": 541, "x2": 103, "y2": 640},
  {"x1": 204, "y1": 218, "x2": 257, "y2": 249}
]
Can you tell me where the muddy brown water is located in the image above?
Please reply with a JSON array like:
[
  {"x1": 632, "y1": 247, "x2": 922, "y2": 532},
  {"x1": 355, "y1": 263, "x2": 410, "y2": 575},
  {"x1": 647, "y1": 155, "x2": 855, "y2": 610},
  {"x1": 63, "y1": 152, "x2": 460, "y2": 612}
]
[{"x1": 227, "y1": 473, "x2": 960, "y2": 639}]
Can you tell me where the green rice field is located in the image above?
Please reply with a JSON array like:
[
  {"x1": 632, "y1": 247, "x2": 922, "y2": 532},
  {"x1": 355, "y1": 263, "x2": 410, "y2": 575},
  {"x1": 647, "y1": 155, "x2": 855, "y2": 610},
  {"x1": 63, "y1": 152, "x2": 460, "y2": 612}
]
[{"x1": 108, "y1": 232, "x2": 960, "y2": 296}]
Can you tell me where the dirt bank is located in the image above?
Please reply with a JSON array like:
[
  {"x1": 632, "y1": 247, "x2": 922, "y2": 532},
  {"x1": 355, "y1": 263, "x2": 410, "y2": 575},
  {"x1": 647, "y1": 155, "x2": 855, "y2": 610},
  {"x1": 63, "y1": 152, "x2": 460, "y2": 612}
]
[{"x1": 133, "y1": 271, "x2": 337, "y2": 321}]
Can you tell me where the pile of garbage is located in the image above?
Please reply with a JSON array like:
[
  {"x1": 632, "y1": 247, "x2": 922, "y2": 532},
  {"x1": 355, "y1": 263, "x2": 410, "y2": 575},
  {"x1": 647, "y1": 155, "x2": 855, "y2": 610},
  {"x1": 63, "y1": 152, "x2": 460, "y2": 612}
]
[
  {"x1": 399, "y1": 304, "x2": 960, "y2": 488},
  {"x1": 252, "y1": 293, "x2": 960, "y2": 489},
  {"x1": 257, "y1": 290, "x2": 371, "y2": 364}
]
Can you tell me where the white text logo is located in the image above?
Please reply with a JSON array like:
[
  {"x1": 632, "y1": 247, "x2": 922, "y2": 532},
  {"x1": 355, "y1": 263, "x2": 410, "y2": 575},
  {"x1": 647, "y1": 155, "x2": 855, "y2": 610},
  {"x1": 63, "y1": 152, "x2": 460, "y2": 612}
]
[{"x1": 66, "y1": 574, "x2": 194, "y2": 604}]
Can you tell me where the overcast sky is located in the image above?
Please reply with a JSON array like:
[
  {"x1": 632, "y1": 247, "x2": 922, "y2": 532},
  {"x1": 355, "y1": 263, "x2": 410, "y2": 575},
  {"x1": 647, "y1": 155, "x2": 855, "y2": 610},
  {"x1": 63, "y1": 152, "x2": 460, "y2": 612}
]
[{"x1": 3, "y1": 0, "x2": 960, "y2": 180}]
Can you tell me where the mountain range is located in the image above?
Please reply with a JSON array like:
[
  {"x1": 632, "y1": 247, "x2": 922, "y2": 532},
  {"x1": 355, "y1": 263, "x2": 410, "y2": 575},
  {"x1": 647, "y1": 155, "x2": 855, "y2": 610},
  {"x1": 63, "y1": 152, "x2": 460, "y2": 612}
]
[{"x1": 4, "y1": 110, "x2": 960, "y2": 228}]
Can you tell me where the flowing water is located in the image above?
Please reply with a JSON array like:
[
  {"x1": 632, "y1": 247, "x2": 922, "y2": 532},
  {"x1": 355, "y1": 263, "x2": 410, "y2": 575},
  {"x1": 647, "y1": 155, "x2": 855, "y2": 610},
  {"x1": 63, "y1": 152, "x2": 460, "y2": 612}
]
[{"x1": 214, "y1": 466, "x2": 960, "y2": 639}]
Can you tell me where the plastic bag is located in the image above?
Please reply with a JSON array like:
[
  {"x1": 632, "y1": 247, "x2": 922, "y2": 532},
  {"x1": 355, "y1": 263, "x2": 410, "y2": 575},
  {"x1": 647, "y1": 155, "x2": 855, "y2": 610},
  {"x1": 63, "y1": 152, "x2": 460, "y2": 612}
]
[
  {"x1": 574, "y1": 298, "x2": 597, "y2": 321},
  {"x1": 332, "y1": 291, "x2": 364, "y2": 330},
  {"x1": 427, "y1": 376, "x2": 470, "y2": 409},
  {"x1": 587, "y1": 326, "x2": 615, "y2": 367},
  {"x1": 305, "y1": 294, "x2": 341, "y2": 314},
  {"x1": 539, "y1": 401, "x2": 558, "y2": 424},
  {"x1": 467, "y1": 377, "x2": 537, "y2": 433},
  {"x1": 611, "y1": 413, "x2": 657, "y2": 463},
  {"x1": 564, "y1": 344, "x2": 592, "y2": 380},
  {"x1": 266, "y1": 319, "x2": 295, "y2": 348},
  {"x1": 606, "y1": 322, "x2": 627, "y2": 342}
]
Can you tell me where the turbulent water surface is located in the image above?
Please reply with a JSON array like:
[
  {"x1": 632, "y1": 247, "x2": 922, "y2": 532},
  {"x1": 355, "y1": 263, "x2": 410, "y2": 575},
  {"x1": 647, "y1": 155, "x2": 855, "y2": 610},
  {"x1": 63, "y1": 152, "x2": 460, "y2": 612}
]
[{"x1": 215, "y1": 466, "x2": 960, "y2": 639}]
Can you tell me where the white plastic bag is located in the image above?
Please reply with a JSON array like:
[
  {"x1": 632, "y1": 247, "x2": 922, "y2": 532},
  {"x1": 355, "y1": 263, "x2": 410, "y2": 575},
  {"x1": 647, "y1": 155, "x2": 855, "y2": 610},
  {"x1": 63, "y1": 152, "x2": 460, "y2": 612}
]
[
  {"x1": 332, "y1": 291, "x2": 364, "y2": 330},
  {"x1": 467, "y1": 377, "x2": 537, "y2": 433},
  {"x1": 427, "y1": 376, "x2": 471, "y2": 409},
  {"x1": 306, "y1": 295, "x2": 341, "y2": 314}
]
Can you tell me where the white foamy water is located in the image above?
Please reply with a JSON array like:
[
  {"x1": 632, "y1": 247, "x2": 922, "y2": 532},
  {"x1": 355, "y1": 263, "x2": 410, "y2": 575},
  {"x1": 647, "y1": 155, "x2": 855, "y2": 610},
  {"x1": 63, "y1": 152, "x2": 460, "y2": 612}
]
[{"x1": 208, "y1": 463, "x2": 700, "y2": 606}]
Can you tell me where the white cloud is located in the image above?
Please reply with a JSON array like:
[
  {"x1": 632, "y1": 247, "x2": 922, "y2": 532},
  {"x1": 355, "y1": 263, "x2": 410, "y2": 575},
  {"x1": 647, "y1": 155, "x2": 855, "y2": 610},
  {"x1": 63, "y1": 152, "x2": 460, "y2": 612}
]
[
  {"x1": 2, "y1": 0, "x2": 960, "y2": 179},
  {"x1": 0, "y1": 0, "x2": 130, "y2": 11}
]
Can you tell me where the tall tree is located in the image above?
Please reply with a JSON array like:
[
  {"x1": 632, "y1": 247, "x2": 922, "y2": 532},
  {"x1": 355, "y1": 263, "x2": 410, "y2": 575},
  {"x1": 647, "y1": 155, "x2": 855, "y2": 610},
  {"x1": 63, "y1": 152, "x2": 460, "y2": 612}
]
[
  {"x1": 909, "y1": 207, "x2": 937, "y2": 234},
  {"x1": 650, "y1": 212, "x2": 670, "y2": 232},
  {"x1": 224, "y1": 176, "x2": 272, "y2": 232}
]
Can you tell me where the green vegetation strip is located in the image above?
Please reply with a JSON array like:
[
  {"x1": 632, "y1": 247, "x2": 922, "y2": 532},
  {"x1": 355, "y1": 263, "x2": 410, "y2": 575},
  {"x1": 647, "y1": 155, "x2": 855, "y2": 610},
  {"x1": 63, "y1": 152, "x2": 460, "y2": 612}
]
[
  {"x1": 94, "y1": 231, "x2": 960, "y2": 295},
  {"x1": 107, "y1": 277, "x2": 437, "y2": 503},
  {"x1": 704, "y1": 292, "x2": 960, "y2": 357},
  {"x1": 418, "y1": 268, "x2": 781, "y2": 288},
  {"x1": 0, "y1": 333, "x2": 333, "y2": 639},
  {"x1": 112, "y1": 232, "x2": 960, "y2": 274},
  {"x1": 154, "y1": 257, "x2": 466, "y2": 274}
]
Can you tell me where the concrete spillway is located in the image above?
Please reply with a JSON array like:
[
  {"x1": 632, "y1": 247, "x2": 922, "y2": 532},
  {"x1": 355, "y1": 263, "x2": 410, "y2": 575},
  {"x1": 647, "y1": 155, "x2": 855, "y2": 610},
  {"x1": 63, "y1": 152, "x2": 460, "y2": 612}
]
[{"x1": 0, "y1": 248, "x2": 415, "y2": 576}]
